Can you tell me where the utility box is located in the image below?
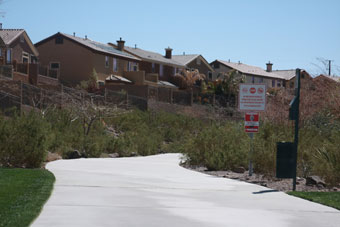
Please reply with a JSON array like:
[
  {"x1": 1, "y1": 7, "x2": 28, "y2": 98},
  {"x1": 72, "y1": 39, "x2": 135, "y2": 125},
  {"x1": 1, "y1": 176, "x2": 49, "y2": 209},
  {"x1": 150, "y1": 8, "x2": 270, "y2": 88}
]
[{"x1": 276, "y1": 142, "x2": 296, "y2": 178}]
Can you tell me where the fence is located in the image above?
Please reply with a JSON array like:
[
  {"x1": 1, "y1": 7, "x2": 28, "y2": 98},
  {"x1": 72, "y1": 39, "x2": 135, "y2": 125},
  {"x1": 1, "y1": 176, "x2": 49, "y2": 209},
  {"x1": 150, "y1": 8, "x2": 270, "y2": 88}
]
[
  {"x1": 0, "y1": 65, "x2": 13, "y2": 79},
  {"x1": 0, "y1": 91, "x2": 21, "y2": 116},
  {"x1": 194, "y1": 92, "x2": 237, "y2": 108},
  {"x1": 0, "y1": 79, "x2": 149, "y2": 114},
  {"x1": 147, "y1": 86, "x2": 192, "y2": 106}
]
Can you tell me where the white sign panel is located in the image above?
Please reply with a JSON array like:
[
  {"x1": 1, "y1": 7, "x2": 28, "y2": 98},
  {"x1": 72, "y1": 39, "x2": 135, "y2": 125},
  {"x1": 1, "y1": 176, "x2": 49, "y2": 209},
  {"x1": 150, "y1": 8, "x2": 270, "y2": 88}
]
[{"x1": 239, "y1": 84, "x2": 266, "y2": 112}]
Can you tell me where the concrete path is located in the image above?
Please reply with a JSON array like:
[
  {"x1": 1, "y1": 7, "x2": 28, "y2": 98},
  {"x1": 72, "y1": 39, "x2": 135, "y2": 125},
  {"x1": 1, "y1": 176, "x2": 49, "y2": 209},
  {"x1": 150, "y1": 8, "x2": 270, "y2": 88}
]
[{"x1": 32, "y1": 154, "x2": 340, "y2": 227}]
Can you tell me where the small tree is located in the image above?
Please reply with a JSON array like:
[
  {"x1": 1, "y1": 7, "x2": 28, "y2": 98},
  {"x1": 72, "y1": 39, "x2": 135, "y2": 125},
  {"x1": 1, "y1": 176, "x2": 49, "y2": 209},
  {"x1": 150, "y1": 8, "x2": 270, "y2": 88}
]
[
  {"x1": 172, "y1": 69, "x2": 205, "y2": 89},
  {"x1": 77, "y1": 68, "x2": 99, "y2": 93}
]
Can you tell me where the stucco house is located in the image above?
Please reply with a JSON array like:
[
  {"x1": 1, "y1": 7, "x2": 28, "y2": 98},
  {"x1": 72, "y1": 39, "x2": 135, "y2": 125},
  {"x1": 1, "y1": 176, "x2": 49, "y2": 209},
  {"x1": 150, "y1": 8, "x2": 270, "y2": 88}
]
[
  {"x1": 0, "y1": 25, "x2": 39, "y2": 65},
  {"x1": 109, "y1": 43, "x2": 185, "y2": 83},
  {"x1": 210, "y1": 60, "x2": 286, "y2": 88},
  {"x1": 35, "y1": 32, "x2": 141, "y2": 86},
  {"x1": 172, "y1": 54, "x2": 214, "y2": 80}
]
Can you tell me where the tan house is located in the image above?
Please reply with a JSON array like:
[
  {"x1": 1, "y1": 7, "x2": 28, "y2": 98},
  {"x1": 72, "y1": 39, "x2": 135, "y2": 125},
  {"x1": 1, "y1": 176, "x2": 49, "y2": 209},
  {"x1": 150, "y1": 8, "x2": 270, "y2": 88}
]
[
  {"x1": 210, "y1": 60, "x2": 287, "y2": 88},
  {"x1": 109, "y1": 43, "x2": 185, "y2": 83},
  {"x1": 0, "y1": 25, "x2": 59, "y2": 85},
  {"x1": 0, "y1": 25, "x2": 39, "y2": 65},
  {"x1": 35, "y1": 32, "x2": 141, "y2": 87},
  {"x1": 172, "y1": 54, "x2": 214, "y2": 80},
  {"x1": 272, "y1": 69, "x2": 313, "y2": 88}
]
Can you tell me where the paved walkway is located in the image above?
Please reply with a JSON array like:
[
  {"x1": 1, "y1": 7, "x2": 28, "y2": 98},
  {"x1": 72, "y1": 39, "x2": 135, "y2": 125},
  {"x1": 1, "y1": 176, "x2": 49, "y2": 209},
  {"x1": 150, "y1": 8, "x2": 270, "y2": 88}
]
[{"x1": 32, "y1": 154, "x2": 340, "y2": 227}]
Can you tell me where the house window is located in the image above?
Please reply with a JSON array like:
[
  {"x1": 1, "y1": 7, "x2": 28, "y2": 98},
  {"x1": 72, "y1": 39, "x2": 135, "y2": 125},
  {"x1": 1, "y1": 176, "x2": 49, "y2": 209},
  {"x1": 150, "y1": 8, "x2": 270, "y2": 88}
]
[
  {"x1": 105, "y1": 56, "x2": 109, "y2": 68},
  {"x1": 6, "y1": 49, "x2": 11, "y2": 64},
  {"x1": 290, "y1": 82, "x2": 294, "y2": 88},
  {"x1": 0, "y1": 49, "x2": 2, "y2": 57},
  {"x1": 259, "y1": 77, "x2": 264, "y2": 83},
  {"x1": 196, "y1": 57, "x2": 201, "y2": 65},
  {"x1": 113, "y1": 58, "x2": 118, "y2": 72},
  {"x1": 214, "y1": 62, "x2": 219, "y2": 69},
  {"x1": 277, "y1": 80, "x2": 281, "y2": 87},
  {"x1": 55, "y1": 36, "x2": 63, "y2": 44},
  {"x1": 208, "y1": 71, "x2": 212, "y2": 79},
  {"x1": 132, "y1": 62, "x2": 138, "y2": 71},
  {"x1": 50, "y1": 62, "x2": 60, "y2": 69},
  {"x1": 127, "y1": 61, "x2": 131, "y2": 71},
  {"x1": 173, "y1": 67, "x2": 177, "y2": 75},
  {"x1": 272, "y1": 79, "x2": 276, "y2": 87},
  {"x1": 152, "y1": 63, "x2": 155, "y2": 73},
  {"x1": 159, "y1": 64, "x2": 164, "y2": 76},
  {"x1": 252, "y1": 76, "x2": 255, "y2": 83},
  {"x1": 22, "y1": 52, "x2": 29, "y2": 63}
]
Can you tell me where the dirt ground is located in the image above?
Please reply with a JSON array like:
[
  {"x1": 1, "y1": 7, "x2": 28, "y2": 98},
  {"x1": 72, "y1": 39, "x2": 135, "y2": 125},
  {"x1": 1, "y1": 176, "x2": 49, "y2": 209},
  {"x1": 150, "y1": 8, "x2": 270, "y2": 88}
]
[{"x1": 186, "y1": 166, "x2": 340, "y2": 192}]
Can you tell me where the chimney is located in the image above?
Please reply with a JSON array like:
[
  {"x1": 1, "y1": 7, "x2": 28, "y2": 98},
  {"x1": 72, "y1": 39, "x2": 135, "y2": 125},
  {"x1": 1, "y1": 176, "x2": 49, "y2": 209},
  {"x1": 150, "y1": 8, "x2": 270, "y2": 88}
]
[
  {"x1": 183, "y1": 52, "x2": 185, "y2": 55},
  {"x1": 134, "y1": 44, "x2": 137, "y2": 49},
  {"x1": 0, "y1": 23, "x2": 2, "y2": 30},
  {"x1": 117, "y1": 37, "x2": 125, "y2": 51},
  {"x1": 165, "y1": 47, "x2": 173, "y2": 59},
  {"x1": 266, "y1": 61, "x2": 273, "y2": 72},
  {"x1": 85, "y1": 35, "x2": 87, "y2": 40},
  {"x1": 73, "y1": 32, "x2": 76, "y2": 37}
]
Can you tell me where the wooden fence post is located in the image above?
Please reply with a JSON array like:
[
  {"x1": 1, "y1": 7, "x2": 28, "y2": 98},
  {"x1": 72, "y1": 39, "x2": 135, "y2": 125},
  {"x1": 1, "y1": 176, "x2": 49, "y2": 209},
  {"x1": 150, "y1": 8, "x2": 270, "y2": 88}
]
[
  {"x1": 104, "y1": 88, "x2": 107, "y2": 105},
  {"x1": 60, "y1": 84, "x2": 63, "y2": 108},
  {"x1": 190, "y1": 88, "x2": 193, "y2": 106},
  {"x1": 126, "y1": 91, "x2": 129, "y2": 106},
  {"x1": 170, "y1": 88, "x2": 173, "y2": 104},
  {"x1": 20, "y1": 80, "x2": 23, "y2": 116}
]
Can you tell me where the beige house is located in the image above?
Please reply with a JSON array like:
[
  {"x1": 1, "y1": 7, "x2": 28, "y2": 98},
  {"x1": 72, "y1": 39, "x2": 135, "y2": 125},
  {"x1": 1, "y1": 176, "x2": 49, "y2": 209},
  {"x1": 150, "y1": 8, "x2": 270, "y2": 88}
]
[
  {"x1": 172, "y1": 54, "x2": 214, "y2": 80},
  {"x1": 210, "y1": 60, "x2": 287, "y2": 88},
  {"x1": 35, "y1": 33, "x2": 141, "y2": 87}
]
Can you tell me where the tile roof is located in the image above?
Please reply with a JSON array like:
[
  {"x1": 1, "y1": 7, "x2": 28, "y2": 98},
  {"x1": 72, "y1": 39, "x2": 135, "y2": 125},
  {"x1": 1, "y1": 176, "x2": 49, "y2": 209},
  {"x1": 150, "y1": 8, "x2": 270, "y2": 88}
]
[
  {"x1": 216, "y1": 60, "x2": 286, "y2": 80},
  {"x1": 172, "y1": 54, "x2": 200, "y2": 65},
  {"x1": 124, "y1": 46, "x2": 185, "y2": 68},
  {"x1": 272, "y1": 69, "x2": 296, "y2": 80},
  {"x1": 158, "y1": 80, "x2": 178, "y2": 88},
  {"x1": 0, "y1": 29, "x2": 25, "y2": 45},
  {"x1": 60, "y1": 33, "x2": 140, "y2": 61},
  {"x1": 106, "y1": 74, "x2": 132, "y2": 83},
  {"x1": 315, "y1": 74, "x2": 340, "y2": 83}
]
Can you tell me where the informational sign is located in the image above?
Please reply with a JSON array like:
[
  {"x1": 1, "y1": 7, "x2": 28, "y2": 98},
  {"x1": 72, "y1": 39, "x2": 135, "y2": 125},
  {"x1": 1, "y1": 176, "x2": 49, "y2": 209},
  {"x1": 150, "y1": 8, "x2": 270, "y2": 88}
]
[
  {"x1": 245, "y1": 112, "x2": 259, "y2": 133},
  {"x1": 239, "y1": 84, "x2": 266, "y2": 112}
]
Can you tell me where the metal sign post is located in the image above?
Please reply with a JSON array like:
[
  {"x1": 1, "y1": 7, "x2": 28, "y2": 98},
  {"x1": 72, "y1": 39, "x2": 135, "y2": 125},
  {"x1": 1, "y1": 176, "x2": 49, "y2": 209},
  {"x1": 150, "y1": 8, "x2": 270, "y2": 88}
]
[
  {"x1": 248, "y1": 132, "x2": 254, "y2": 176},
  {"x1": 245, "y1": 112, "x2": 259, "y2": 176},
  {"x1": 277, "y1": 69, "x2": 300, "y2": 190},
  {"x1": 292, "y1": 69, "x2": 301, "y2": 191},
  {"x1": 239, "y1": 84, "x2": 266, "y2": 177}
]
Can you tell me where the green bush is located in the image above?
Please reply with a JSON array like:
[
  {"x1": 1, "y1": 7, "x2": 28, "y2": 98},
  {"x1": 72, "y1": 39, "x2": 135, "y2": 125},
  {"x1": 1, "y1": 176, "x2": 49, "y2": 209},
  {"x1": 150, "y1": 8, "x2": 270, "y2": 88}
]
[
  {"x1": 0, "y1": 112, "x2": 50, "y2": 168},
  {"x1": 183, "y1": 122, "x2": 248, "y2": 171}
]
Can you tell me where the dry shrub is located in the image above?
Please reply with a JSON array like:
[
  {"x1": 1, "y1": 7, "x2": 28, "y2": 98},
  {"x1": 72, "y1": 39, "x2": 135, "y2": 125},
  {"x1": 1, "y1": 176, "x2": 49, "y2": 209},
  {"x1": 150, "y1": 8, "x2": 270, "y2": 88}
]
[{"x1": 171, "y1": 70, "x2": 205, "y2": 89}]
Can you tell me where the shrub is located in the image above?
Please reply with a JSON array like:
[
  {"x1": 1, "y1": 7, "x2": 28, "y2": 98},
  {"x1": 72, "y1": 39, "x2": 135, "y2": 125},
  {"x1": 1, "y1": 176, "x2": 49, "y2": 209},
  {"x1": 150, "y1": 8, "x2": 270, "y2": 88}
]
[
  {"x1": 0, "y1": 112, "x2": 50, "y2": 168},
  {"x1": 183, "y1": 122, "x2": 248, "y2": 171}
]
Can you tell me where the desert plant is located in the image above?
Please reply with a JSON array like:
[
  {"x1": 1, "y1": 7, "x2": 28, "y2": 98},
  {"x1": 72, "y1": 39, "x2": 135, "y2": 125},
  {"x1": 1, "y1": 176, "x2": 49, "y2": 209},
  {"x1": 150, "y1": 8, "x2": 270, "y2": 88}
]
[{"x1": 0, "y1": 112, "x2": 51, "y2": 168}]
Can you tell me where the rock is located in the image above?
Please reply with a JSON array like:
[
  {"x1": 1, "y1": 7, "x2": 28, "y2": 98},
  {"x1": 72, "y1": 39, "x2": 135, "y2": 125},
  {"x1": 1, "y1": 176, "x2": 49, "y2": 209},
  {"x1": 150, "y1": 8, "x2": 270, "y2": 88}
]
[
  {"x1": 233, "y1": 166, "x2": 246, "y2": 173},
  {"x1": 108, "y1": 153, "x2": 119, "y2": 158},
  {"x1": 130, "y1": 152, "x2": 138, "y2": 157},
  {"x1": 306, "y1": 176, "x2": 326, "y2": 187},
  {"x1": 46, "y1": 152, "x2": 62, "y2": 162},
  {"x1": 63, "y1": 150, "x2": 83, "y2": 159}
]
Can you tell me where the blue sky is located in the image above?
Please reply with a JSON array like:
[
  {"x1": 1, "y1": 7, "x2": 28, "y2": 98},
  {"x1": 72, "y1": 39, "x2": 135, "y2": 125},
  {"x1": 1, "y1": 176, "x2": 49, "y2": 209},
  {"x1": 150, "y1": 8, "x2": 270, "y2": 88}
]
[{"x1": 1, "y1": 0, "x2": 340, "y2": 75}]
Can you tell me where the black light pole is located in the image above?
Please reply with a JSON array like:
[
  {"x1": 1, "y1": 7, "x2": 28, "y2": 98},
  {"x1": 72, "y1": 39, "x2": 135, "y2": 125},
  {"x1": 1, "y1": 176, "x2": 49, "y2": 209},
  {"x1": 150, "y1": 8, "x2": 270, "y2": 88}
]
[{"x1": 292, "y1": 69, "x2": 301, "y2": 191}]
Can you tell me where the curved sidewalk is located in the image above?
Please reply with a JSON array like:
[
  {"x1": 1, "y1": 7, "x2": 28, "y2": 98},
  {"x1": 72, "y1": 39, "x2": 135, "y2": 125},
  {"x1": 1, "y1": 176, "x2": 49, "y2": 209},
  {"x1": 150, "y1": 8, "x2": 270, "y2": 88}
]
[{"x1": 32, "y1": 154, "x2": 340, "y2": 227}]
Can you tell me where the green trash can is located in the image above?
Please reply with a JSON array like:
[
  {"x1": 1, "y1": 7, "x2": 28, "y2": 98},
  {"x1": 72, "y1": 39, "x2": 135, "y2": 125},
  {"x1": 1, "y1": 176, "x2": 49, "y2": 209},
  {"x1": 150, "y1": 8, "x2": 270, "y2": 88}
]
[{"x1": 276, "y1": 142, "x2": 296, "y2": 178}]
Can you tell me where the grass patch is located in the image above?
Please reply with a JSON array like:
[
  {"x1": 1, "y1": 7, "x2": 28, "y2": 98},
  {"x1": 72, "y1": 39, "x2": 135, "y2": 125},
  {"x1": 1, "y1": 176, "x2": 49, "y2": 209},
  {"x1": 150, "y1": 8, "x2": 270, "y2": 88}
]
[
  {"x1": 0, "y1": 168, "x2": 55, "y2": 227},
  {"x1": 288, "y1": 191, "x2": 340, "y2": 210}
]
